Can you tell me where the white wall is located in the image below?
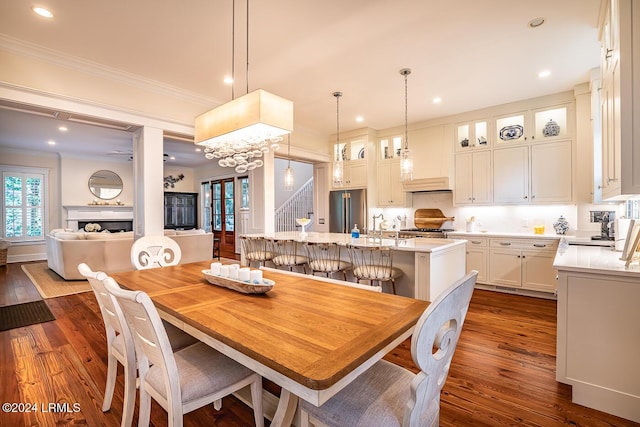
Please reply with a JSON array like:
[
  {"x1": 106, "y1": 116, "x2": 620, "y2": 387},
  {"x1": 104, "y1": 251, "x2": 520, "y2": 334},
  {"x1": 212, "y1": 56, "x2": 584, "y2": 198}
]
[{"x1": 273, "y1": 158, "x2": 314, "y2": 208}]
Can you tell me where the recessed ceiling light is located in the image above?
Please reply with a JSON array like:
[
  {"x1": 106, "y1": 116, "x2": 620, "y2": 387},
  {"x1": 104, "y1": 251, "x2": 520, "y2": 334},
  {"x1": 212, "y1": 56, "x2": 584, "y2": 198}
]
[
  {"x1": 195, "y1": 148, "x2": 202, "y2": 152},
  {"x1": 32, "y1": 7, "x2": 54, "y2": 18},
  {"x1": 432, "y1": 97, "x2": 442, "y2": 104},
  {"x1": 47, "y1": 140, "x2": 56, "y2": 145},
  {"x1": 538, "y1": 70, "x2": 551, "y2": 79},
  {"x1": 223, "y1": 76, "x2": 233, "y2": 84},
  {"x1": 528, "y1": 17, "x2": 545, "y2": 28},
  {"x1": 355, "y1": 116, "x2": 364, "y2": 123},
  {"x1": 169, "y1": 156, "x2": 176, "y2": 160},
  {"x1": 58, "y1": 126, "x2": 68, "y2": 132}
]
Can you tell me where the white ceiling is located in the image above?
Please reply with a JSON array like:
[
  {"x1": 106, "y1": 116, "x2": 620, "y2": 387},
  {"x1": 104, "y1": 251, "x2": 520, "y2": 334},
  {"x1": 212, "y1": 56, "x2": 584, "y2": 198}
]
[{"x1": 0, "y1": 0, "x2": 602, "y2": 167}]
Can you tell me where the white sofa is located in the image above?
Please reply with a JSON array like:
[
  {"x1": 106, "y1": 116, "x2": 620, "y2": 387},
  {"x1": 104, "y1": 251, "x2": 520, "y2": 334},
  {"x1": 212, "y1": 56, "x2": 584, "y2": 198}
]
[{"x1": 46, "y1": 229, "x2": 214, "y2": 280}]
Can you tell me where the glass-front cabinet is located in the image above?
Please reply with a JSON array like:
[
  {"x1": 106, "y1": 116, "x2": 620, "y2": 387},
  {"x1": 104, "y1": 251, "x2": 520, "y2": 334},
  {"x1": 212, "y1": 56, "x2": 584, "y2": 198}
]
[
  {"x1": 332, "y1": 137, "x2": 368, "y2": 189},
  {"x1": 494, "y1": 104, "x2": 571, "y2": 145},
  {"x1": 495, "y1": 112, "x2": 527, "y2": 144},
  {"x1": 379, "y1": 136, "x2": 403, "y2": 160},
  {"x1": 532, "y1": 105, "x2": 569, "y2": 142},
  {"x1": 456, "y1": 120, "x2": 490, "y2": 151}
]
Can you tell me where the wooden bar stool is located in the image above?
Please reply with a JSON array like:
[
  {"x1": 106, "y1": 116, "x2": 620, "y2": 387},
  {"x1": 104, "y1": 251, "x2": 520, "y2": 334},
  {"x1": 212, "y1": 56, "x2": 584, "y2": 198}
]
[{"x1": 213, "y1": 238, "x2": 221, "y2": 260}]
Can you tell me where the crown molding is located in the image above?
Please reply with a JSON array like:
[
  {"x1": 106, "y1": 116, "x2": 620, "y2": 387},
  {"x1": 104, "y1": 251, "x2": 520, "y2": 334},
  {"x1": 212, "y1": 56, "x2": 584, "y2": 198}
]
[{"x1": 0, "y1": 34, "x2": 220, "y2": 108}]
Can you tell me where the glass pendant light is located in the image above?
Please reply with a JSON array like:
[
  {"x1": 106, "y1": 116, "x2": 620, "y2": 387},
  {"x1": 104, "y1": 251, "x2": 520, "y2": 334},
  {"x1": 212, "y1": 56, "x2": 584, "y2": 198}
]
[
  {"x1": 284, "y1": 135, "x2": 294, "y2": 191},
  {"x1": 399, "y1": 68, "x2": 413, "y2": 181},
  {"x1": 332, "y1": 91, "x2": 344, "y2": 187}
]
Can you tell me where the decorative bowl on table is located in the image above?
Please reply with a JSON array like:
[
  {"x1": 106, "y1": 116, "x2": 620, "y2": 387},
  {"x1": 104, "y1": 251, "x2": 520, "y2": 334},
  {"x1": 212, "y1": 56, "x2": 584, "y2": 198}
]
[
  {"x1": 202, "y1": 270, "x2": 275, "y2": 294},
  {"x1": 296, "y1": 218, "x2": 311, "y2": 235}
]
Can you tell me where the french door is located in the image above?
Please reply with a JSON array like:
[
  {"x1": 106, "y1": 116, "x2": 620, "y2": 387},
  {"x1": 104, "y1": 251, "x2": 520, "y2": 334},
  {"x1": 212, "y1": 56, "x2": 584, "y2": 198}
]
[{"x1": 204, "y1": 178, "x2": 235, "y2": 257}]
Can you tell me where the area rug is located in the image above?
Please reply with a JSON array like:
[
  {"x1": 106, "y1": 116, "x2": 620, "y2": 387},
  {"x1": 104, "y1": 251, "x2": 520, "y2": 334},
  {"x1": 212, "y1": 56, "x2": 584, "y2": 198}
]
[
  {"x1": 21, "y1": 262, "x2": 91, "y2": 299},
  {"x1": 0, "y1": 300, "x2": 56, "y2": 331}
]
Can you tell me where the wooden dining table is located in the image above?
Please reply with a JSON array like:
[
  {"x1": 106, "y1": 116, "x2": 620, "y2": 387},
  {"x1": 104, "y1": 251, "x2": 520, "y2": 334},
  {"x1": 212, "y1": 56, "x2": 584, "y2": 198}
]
[{"x1": 111, "y1": 260, "x2": 429, "y2": 426}]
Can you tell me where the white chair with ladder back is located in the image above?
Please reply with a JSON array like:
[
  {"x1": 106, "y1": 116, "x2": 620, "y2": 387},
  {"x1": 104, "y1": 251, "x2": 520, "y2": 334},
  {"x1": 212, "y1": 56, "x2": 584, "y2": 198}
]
[
  {"x1": 300, "y1": 271, "x2": 478, "y2": 427},
  {"x1": 77, "y1": 263, "x2": 197, "y2": 427},
  {"x1": 102, "y1": 275, "x2": 265, "y2": 427}
]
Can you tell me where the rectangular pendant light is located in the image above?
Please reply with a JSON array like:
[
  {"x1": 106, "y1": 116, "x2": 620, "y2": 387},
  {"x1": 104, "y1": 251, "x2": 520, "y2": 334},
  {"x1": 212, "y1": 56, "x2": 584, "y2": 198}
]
[{"x1": 195, "y1": 89, "x2": 294, "y2": 147}]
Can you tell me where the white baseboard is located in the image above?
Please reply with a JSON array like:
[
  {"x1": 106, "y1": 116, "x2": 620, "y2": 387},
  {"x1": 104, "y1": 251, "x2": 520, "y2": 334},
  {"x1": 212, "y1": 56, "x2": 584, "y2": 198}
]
[{"x1": 7, "y1": 253, "x2": 47, "y2": 263}]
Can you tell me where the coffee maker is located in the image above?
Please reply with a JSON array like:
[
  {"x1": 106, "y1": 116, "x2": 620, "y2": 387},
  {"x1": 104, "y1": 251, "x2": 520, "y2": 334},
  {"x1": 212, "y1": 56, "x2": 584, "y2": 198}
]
[{"x1": 590, "y1": 210, "x2": 615, "y2": 241}]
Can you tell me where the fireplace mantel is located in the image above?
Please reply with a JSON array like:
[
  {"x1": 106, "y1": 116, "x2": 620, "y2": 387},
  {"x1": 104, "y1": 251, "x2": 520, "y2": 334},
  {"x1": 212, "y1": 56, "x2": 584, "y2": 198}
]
[{"x1": 64, "y1": 205, "x2": 133, "y2": 230}]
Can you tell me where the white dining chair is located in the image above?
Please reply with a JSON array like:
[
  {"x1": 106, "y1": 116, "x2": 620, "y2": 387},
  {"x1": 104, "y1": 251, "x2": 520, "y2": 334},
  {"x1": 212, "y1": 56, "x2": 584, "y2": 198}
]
[
  {"x1": 131, "y1": 235, "x2": 181, "y2": 270},
  {"x1": 77, "y1": 263, "x2": 197, "y2": 427},
  {"x1": 300, "y1": 271, "x2": 478, "y2": 427},
  {"x1": 102, "y1": 275, "x2": 264, "y2": 427}
]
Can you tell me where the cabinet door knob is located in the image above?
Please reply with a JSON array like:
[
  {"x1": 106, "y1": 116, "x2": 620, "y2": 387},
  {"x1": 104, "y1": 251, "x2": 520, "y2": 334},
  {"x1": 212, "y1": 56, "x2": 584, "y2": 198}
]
[{"x1": 533, "y1": 244, "x2": 546, "y2": 248}]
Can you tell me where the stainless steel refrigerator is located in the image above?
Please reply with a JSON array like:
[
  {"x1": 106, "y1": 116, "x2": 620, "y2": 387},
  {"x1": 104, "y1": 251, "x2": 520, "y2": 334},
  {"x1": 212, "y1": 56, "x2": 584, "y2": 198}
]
[{"x1": 329, "y1": 189, "x2": 367, "y2": 234}]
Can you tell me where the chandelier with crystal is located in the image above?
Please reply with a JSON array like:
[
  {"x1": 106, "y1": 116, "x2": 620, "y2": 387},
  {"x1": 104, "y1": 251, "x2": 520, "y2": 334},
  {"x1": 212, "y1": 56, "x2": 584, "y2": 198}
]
[{"x1": 195, "y1": 0, "x2": 293, "y2": 173}]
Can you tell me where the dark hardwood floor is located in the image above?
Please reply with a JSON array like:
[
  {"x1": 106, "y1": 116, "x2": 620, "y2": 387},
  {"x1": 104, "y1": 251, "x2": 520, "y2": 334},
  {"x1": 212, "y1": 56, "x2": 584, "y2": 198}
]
[{"x1": 0, "y1": 262, "x2": 636, "y2": 426}]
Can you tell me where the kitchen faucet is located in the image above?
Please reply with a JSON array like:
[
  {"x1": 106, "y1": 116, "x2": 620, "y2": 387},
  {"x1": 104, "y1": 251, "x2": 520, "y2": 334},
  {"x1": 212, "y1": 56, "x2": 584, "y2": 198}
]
[{"x1": 371, "y1": 213, "x2": 384, "y2": 242}]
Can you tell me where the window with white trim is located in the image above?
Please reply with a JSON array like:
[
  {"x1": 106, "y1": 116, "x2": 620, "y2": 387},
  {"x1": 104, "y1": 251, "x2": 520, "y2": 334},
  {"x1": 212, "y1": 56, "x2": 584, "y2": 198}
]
[{"x1": 2, "y1": 167, "x2": 48, "y2": 242}]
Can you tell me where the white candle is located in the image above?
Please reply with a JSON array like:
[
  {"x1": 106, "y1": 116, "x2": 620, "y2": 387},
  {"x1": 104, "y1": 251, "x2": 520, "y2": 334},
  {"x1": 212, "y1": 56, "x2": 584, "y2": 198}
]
[
  {"x1": 219, "y1": 265, "x2": 230, "y2": 277},
  {"x1": 228, "y1": 264, "x2": 239, "y2": 280},
  {"x1": 210, "y1": 262, "x2": 222, "y2": 275},
  {"x1": 238, "y1": 267, "x2": 251, "y2": 282},
  {"x1": 250, "y1": 270, "x2": 263, "y2": 283}
]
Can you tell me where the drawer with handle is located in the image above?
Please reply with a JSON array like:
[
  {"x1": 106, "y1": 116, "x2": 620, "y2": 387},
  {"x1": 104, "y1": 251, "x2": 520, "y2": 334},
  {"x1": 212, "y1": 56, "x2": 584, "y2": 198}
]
[{"x1": 489, "y1": 238, "x2": 558, "y2": 251}]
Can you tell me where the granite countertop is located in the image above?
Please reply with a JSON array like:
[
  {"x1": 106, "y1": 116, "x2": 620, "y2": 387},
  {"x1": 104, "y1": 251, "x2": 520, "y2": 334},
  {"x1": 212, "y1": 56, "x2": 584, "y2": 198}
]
[
  {"x1": 242, "y1": 232, "x2": 464, "y2": 253},
  {"x1": 553, "y1": 245, "x2": 640, "y2": 278}
]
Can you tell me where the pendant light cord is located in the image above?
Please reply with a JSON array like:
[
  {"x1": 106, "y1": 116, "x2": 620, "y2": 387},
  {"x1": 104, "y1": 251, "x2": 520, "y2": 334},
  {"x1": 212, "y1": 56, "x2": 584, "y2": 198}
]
[
  {"x1": 246, "y1": 0, "x2": 249, "y2": 94},
  {"x1": 287, "y1": 134, "x2": 291, "y2": 167},
  {"x1": 333, "y1": 92, "x2": 342, "y2": 162},
  {"x1": 231, "y1": 0, "x2": 235, "y2": 100},
  {"x1": 400, "y1": 68, "x2": 411, "y2": 150}
]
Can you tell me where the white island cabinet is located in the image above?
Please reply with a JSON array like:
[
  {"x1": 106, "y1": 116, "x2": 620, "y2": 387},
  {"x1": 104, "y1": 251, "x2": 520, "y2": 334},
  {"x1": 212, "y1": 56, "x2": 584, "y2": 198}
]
[
  {"x1": 240, "y1": 232, "x2": 466, "y2": 302},
  {"x1": 554, "y1": 246, "x2": 640, "y2": 423}
]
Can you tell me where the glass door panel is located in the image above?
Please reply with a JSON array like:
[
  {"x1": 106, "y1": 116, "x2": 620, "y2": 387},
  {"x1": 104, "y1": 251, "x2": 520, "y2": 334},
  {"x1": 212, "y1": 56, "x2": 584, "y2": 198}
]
[{"x1": 495, "y1": 113, "x2": 526, "y2": 144}]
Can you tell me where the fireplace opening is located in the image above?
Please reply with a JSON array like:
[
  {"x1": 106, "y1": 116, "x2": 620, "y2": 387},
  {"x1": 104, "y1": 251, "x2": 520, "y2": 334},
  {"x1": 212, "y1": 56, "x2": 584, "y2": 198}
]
[{"x1": 78, "y1": 220, "x2": 133, "y2": 233}]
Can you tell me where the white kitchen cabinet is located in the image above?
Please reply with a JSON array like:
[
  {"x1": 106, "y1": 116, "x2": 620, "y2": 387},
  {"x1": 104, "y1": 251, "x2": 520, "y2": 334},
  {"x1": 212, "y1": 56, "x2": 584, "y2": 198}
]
[
  {"x1": 530, "y1": 141, "x2": 572, "y2": 203},
  {"x1": 493, "y1": 141, "x2": 572, "y2": 204},
  {"x1": 488, "y1": 237, "x2": 558, "y2": 293},
  {"x1": 599, "y1": 0, "x2": 640, "y2": 200},
  {"x1": 493, "y1": 146, "x2": 529, "y2": 203},
  {"x1": 377, "y1": 160, "x2": 411, "y2": 207},
  {"x1": 455, "y1": 120, "x2": 490, "y2": 152},
  {"x1": 454, "y1": 151, "x2": 492, "y2": 205},
  {"x1": 448, "y1": 234, "x2": 488, "y2": 283},
  {"x1": 494, "y1": 104, "x2": 571, "y2": 146},
  {"x1": 332, "y1": 137, "x2": 369, "y2": 189}
]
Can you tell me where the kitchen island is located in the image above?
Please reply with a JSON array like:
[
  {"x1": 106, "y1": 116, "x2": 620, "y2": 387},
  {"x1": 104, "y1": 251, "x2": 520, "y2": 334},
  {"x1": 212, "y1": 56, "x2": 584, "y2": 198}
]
[
  {"x1": 241, "y1": 231, "x2": 466, "y2": 302},
  {"x1": 554, "y1": 245, "x2": 640, "y2": 423}
]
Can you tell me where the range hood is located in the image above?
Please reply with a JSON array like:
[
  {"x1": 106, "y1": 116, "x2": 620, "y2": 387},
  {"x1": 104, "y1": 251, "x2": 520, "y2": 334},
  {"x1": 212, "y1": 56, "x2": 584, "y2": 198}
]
[{"x1": 402, "y1": 177, "x2": 451, "y2": 192}]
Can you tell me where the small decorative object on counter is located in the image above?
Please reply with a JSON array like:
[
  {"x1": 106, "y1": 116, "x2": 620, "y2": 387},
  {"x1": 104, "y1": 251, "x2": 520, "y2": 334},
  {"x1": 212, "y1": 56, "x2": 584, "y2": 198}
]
[
  {"x1": 466, "y1": 216, "x2": 476, "y2": 232},
  {"x1": 553, "y1": 215, "x2": 569, "y2": 235},
  {"x1": 351, "y1": 224, "x2": 360, "y2": 238}
]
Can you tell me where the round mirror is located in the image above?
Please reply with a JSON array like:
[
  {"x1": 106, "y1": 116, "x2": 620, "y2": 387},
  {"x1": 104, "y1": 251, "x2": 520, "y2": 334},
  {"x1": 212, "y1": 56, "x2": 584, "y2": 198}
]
[{"x1": 88, "y1": 170, "x2": 123, "y2": 200}]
